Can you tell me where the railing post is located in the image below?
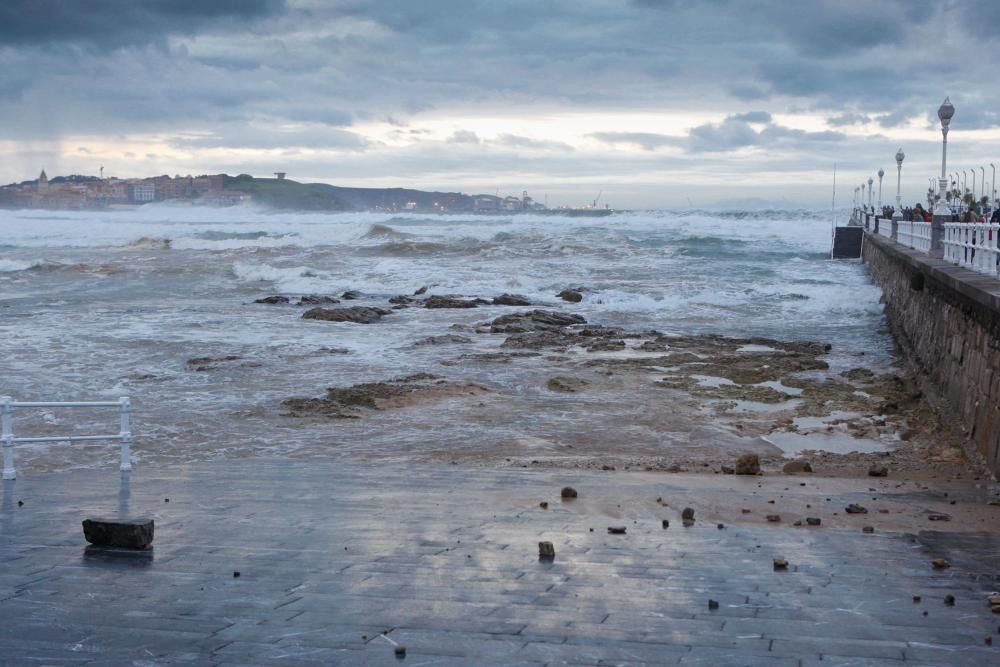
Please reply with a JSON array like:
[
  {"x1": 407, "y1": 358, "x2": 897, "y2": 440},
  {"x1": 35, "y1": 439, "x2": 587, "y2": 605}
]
[
  {"x1": 2, "y1": 397, "x2": 14, "y2": 480},
  {"x1": 118, "y1": 396, "x2": 132, "y2": 473}
]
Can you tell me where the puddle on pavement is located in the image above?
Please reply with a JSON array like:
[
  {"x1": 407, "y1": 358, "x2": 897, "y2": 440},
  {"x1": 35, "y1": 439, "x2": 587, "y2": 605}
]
[{"x1": 763, "y1": 431, "x2": 891, "y2": 458}]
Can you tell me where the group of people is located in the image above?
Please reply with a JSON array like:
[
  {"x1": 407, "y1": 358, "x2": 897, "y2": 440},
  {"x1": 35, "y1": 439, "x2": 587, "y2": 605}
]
[{"x1": 864, "y1": 203, "x2": 1000, "y2": 223}]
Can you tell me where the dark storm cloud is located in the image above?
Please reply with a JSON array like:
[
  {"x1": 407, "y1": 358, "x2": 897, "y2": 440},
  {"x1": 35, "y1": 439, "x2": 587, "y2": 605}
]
[
  {"x1": 3, "y1": 0, "x2": 1000, "y2": 205},
  {"x1": 0, "y1": 0, "x2": 287, "y2": 50}
]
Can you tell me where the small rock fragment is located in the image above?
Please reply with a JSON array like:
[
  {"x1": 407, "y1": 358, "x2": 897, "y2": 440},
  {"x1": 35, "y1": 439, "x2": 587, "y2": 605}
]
[
  {"x1": 708, "y1": 599, "x2": 719, "y2": 610},
  {"x1": 681, "y1": 507, "x2": 695, "y2": 521},
  {"x1": 662, "y1": 520, "x2": 669, "y2": 528},
  {"x1": 394, "y1": 644, "x2": 406, "y2": 657},
  {"x1": 766, "y1": 514, "x2": 781, "y2": 522},
  {"x1": 82, "y1": 518, "x2": 154, "y2": 549},
  {"x1": 717, "y1": 523, "x2": 725, "y2": 530},
  {"x1": 741, "y1": 508, "x2": 751, "y2": 514},
  {"x1": 734, "y1": 453, "x2": 760, "y2": 475},
  {"x1": 845, "y1": 504, "x2": 868, "y2": 514},
  {"x1": 913, "y1": 595, "x2": 921, "y2": 603},
  {"x1": 862, "y1": 526, "x2": 875, "y2": 533},
  {"x1": 868, "y1": 465, "x2": 888, "y2": 477},
  {"x1": 928, "y1": 514, "x2": 950, "y2": 522},
  {"x1": 560, "y1": 487, "x2": 578, "y2": 498},
  {"x1": 233, "y1": 571, "x2": 240, "y2": 578},
  {"x1": 782, "y1": 460, "x2": 813, "y2": 474},
  {"x1": 806, "y1": 517, "x2": 821, "y2": 526},
  {"x1": 773, "y1": 558, "x2": 788, "y2": 570},
  {"x1": 539, "y1": 501, "x2": 548, "y2": 509},
  {"x1": 931, "y1": 558, "x2": 950, "y2": 569},
  {"x1": 538, "y1": 541, "x2": 555, "y2": 559},
  {"x1": 607, "y1": 526, "x2": 627, "y2": 534},
  {"x1": 720, "y1": 465, "x2": 735, "y2": 474},
  {"x1": 944, "y1": 594, "x2": 955, "y2": 606}
]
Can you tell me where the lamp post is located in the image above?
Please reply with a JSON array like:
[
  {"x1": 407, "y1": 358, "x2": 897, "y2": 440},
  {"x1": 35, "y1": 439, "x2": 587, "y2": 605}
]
[
  {"x1": 894, "y1": 149, "x2": 904, "y2": 209},
  {"x1": 972, "y1": 169, "x2": 977, "y2": 204},
  {"x1": 867, "y1": 176, "x2": 873, "y2": 209},
  {"x1": 861, "y1": 183, "x2": 866, "y2": 212},
  {"x1": 877, "y1": 168, "x2": 884, "y2": 209},
  {"x1": 991, "y1": 163, "x2": 996, "y2": 202},
  {"x1": 980, "y1": 166, "x2": 986, "y2": 202},
  {"x1": 935, "y1": 97, "x2": 954, "y2": 214}
]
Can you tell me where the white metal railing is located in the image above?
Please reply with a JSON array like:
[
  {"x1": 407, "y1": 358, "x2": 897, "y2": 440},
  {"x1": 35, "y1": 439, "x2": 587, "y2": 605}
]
[
  {"x1": 943, "y1": 223, "x2": 1000, "y2": 278},
  {"x1": 896, "y1": 220, "x2": 933, "y2": 253},
  {"x1": 1, "y1": 396, "x2": 133, "y2": 480},
  {"x1": 876, "y1": 219, "x2": 893, "y2": 239}
]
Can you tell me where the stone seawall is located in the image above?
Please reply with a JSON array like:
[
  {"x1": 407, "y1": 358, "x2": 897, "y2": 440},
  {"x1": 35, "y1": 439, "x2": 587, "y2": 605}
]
[{"x1": 862, "y1": 232, "x2": 1000, "y2": 476}]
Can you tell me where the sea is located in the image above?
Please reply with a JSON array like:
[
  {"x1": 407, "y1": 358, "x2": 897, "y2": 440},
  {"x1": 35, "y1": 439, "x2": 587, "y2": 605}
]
[{"x1": 0, "y1": 205, "x2": 896, "y2": 472}]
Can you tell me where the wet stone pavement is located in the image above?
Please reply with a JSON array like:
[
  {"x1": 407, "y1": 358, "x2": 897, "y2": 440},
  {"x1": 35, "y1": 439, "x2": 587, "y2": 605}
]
[{"x1": 1, "y1": 461, "x2": 999, "y2": 666}]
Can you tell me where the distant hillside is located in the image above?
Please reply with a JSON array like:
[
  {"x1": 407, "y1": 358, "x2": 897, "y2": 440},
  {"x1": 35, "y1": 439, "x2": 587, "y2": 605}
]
[
  {"x1": 223, "y1": 175, "x2": 348, "y2": 210},
  {"x1": 223, "y1": 175, "x2": 482, "y2": 212},
  {"x1": 308, "y1": 183, "x2": 475, "y2": 211}
]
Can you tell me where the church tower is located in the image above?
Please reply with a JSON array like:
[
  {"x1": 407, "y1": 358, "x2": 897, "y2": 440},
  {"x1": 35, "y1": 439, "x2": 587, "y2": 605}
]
[{"x1": 37, "y1": 169, "x2": 48, "y2": 192}]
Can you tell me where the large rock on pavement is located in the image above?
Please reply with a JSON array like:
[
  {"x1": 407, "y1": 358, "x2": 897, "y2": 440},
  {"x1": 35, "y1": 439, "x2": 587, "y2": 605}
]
[
  {"x1": 82, "y1": 518, "x2": 154, "y2": 549},
  {"x1": 734, "y1": 453, "x2": 761, "y2": 475},
  {"x1": 302, "y1": 306, "x2": 390, "y2": 324}
]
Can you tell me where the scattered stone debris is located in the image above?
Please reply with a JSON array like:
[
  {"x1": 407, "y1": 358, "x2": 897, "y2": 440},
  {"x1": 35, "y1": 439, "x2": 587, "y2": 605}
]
[
  {"x1": 538, "y1": 541, "x2": 555, "y2": 559},
  {"x1": 708, "y1": 599, "x2": 719, "y2": 610},
  {"x1": 944, "y1": 594, "x2": 956, "y2": 606},
  {"x1": 720, "y1": 465, "x2": 735, "y2": 474},
  {"x1": 913, "y1": 595, "x2": 921, "y2": 603},
  {"x1": 862, "y1": 526, "x2": 875, "y2": 533},
  {"x1": 986, "y1": 595, "x2": 1000, "y2": 613},
  {"x1": 735, "y1": 453, "x2": 760, "y2": 475},
  {"x1": 681, "y1": 508, "x2": 695, "y2": 521},
  {"x1": 931, "y1": 559, "x2": 951, "y2": 569},
  {"x1": 557, "y1": 288, "x2": 583, "y2": 303},
  {"x1": 539, "y1": 501, "x2": 548, "y2": 509},
  {"x1": 17, "y1": 500, "x2": 23, "y2": 507},
  {"x1": 868, "y1": 465, "x2": 889, "y2": 477},
  {"x1": 717, "y1": 523, "x2": 725, "y2": 529},
  {"x1": 845, "y1": 504, "x2": 868, "y2": 514},
  {"x1": 254, "y1": 295, "x2": 289, "y2": 304},
  {"x1": 766, "y1": 514, "x2": 781, "y2": 523},
  {"x1": 806, "y1": 517, "x2": 821, "y2": 526},
  {"x1": 928, "y1": 514, "x2": 951, "y2": 522},
  {"x1": 394, "y1": 644, "x2": 406, "y2": 657},
  {"x1": 782, "y1": 460, "x2": 813, "y2": 474},
  {"x1": 607, "y1": 526, "x2": 627, "y2": 534},
  {"x1": 302, "y1": 306, "x2": 390, "y2": 324},
  {"x1": 560, "y1": 487, "x2": 578, "y2": 498},
  {"x1": 233, "y1": 571, "x2": 240, "y2": 578},
  {"x1": 773, "y1": 558, "x2": 788, "y2": 570},
  {"x1": 662, "y1": 520, "x2": 670, "y2": 529}
]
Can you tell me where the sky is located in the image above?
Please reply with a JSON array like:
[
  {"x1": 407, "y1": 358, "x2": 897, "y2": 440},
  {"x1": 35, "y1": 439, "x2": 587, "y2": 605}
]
[{"x1": 3, "y1": 0, "x2": 1000, "y2": 208}]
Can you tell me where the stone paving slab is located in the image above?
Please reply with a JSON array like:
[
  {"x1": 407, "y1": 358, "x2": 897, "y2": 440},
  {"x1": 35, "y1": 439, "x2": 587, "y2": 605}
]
[{"x1": 1, "y1": 460, "x2": 999, "y2": 666}]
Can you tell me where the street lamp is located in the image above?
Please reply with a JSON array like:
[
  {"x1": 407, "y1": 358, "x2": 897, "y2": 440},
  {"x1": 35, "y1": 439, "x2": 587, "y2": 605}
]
[
  {"x1": 861, "y1": 183, "x2": 866, "y2": 211},
  {"x1": 972, "y1": 169, "x2": 977, "y2": 203},
  {"x1": 893, "y1": 148, "x2": 904, "y2": 222},
  {"x1": 980, "y1": 166, "x2": 986, "y2": 201},
  {"x1": 991, "y1": 163, "x2": 996, "y2": 201},
  {"x1": 877, "y1": 168, "x2": 884, "y2": 209},
  {"x1": 868, "y1": 176, "x2": 873, "y2": 209},
  {"x1": 935, "y1": 97, "x2": 955, "y2": 214}
]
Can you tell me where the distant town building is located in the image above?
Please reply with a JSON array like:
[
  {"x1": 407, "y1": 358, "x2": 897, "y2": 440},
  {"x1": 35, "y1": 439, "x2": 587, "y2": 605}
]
[{"x1": 131, "y1": 183, "x2": 155, "y2": 202}]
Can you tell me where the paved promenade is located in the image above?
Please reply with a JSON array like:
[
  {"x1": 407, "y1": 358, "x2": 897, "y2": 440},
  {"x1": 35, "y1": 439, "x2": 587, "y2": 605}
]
[{"x1": 1, "y1": 461, "x2": 999, "y2": 666}]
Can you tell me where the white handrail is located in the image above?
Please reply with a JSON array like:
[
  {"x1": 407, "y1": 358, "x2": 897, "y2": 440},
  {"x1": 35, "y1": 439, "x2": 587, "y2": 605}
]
[{"x1": 1, "y1": 396, "x2": 133, "y2": 480}]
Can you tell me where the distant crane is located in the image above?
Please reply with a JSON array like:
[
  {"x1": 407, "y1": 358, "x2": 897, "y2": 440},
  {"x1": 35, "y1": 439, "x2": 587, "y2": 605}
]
[
  {"x1": 99, "y1": 165, "x2": 104, "y2": 180},
  {"x1": 592, "y1": 190, "x2": 603, "y2": 208}
]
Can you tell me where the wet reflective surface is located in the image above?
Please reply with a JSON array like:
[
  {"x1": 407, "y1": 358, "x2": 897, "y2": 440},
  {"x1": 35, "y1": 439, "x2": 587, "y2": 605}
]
[{"x1": 2, "y1": 461, "x2": 999, "y2": 665}]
